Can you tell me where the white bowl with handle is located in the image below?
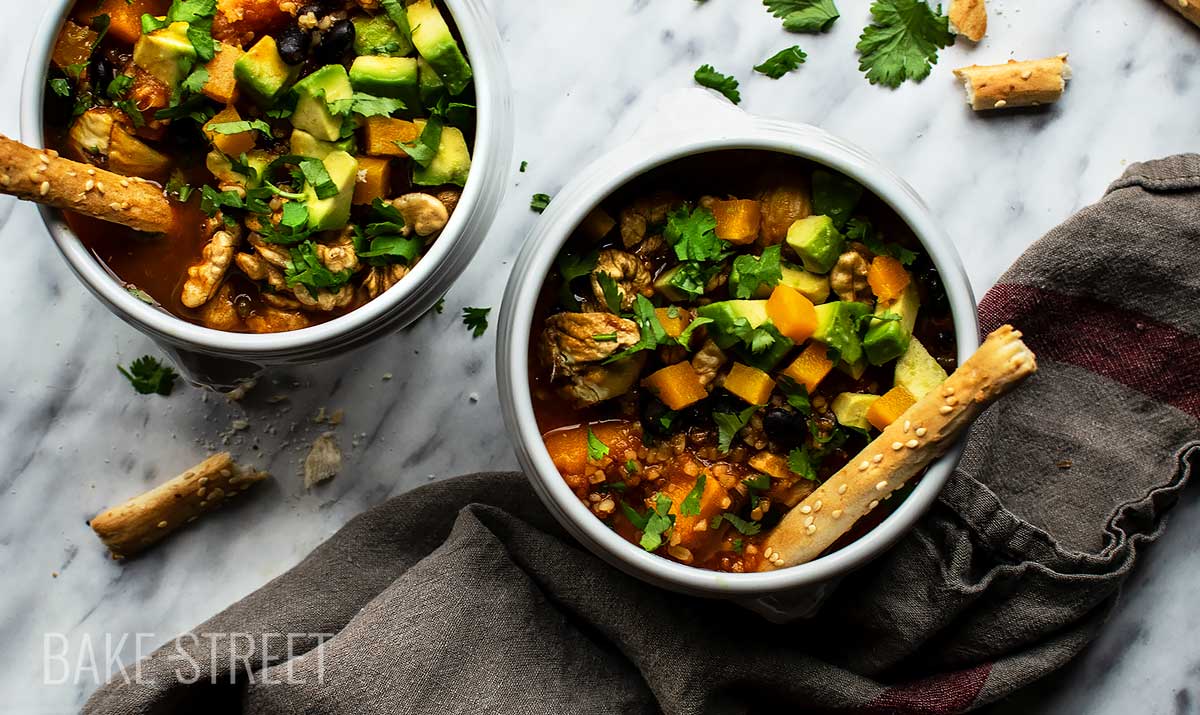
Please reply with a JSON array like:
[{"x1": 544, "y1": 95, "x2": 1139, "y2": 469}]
[
  {"x1": 20, "y1": 0, "x2": 513, "y2": 389},
  {"x1": 496, "y1": 89, "x2": 978, "y2": 616}
]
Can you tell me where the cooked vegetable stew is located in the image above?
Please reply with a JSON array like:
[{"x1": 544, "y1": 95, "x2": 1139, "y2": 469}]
[
  {"x1": 44, "y1": 0, "x2": 475, "y2": 333},
  {"x1": 531, "y1": 151, "x2": 957, "y2": 572}
]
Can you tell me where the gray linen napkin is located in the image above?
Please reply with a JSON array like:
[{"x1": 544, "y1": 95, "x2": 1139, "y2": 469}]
[{"x1": 83, "y1": 156, "x2": 1200, "y2": 715}]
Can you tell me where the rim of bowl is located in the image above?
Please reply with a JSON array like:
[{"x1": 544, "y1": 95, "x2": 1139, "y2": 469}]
[
  {"x1": 19, "y1": 0, "x2": 499, "y2": 356},
  {"x1": 500, "y1": 125, "x2": 979, "y2": 596}
]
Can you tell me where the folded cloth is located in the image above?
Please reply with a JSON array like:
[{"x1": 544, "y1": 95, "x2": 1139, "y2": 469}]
[{"x1": 84, "y1": 157, "x2": 1200, "y2": 715}]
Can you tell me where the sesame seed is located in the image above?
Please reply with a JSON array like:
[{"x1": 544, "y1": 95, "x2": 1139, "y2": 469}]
[
  {"x1": 806, "y1": 524, "x2": 817, "y2": 535},
  {"x1": 946, "y1": 396, "x2": 958, "y2": 406},
  {"x1": 915, "y1": 427, "x2": 927, "y2": 437},
  {"x1": 35, "y1": 164, "x2": 47, "y2": 173},
  {"x1": 764, "y1": 546, "x2": 774, "y2": 558},
  {"x1": 197, "y1": 487, "x2": 206, "y2": 497},
  {"x1": 120, "y1": 179, "x2": 130, "y2": 188},
  {"x1": 121, "y1": 202, "x2": 131, "y2": 210},
  {"x1": 109, "y1": 202, "x2": 123, "y2": 211},
  {"x1": 157, "y1": 520, "x2": 168, "y2": 528},
  {"x1": 799, "y1": 504, "x2": 812, "y2": 514},
  {"x1": 875, "y1": 480, "x2": 888, "y2": 491},
  {"x1": 944, "y1": 386, "x2": 955, "y2": 396},
  {"x1": 906, "y1": 439, "x2": 919, "y2": 448},
  {"x1": 38, "y1": 153, "x2": 49, "y2": 164},
  {"x1": 813, "y1": 500, "x2": 822, "y2": 512},
  {"x1": 803, "y1": 515, "x2": 814, "y2": 526},
  {"x1": 39, "y1": 181, "x2": 50, "y2": 196},
  {"x1": 74, "y1": 194, "x2": 85, "y2": 203},
  {"x1": 837, "y1": 483, "x2": 847, "y2": 495},
  {"x1": 84, "y1": 179, "x2": 95, "y2": 191},
  {"x1": 0, "y1": 174, "x2": 8, "y2": 185},
  {"x1": 48, "y1": 149, "x2": 59, "y2": 158},
  {"x1": 87, "y1": 169, "x2": 96, "y2": 176},
  {"x1": 858, "y1": 461, "x2": 870, "y2": 471},
  {"x1": 95, "y1": 182, "x2": 105, "y2": 193},
  {"x1": 903, "y1": 420, "x2": 911, "y2": 433},
  {"x1": 831, "y1": 509, "x2": 843, "y2": 519},
  {"x1": 891, "y1": 442, "x2": 904, "y2": 451},
  {"x1": 868, "y1": 499, "x2": 879, "y2": 510},
  {"x1": 1021, "y1": 70, "x2": 1033, "y2": 80},
  {"x1": 940, "y1": 405, "x2": 954, "y2": 414},
  {"x1": 873, "y1": 454, "x2": 883, "y2": 463}
]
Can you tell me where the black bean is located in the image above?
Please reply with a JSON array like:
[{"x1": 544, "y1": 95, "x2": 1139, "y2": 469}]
[
  {"x1": 277, "y1": 24, "x2": 311, "y2": 65},
  {"x1": 762, "y1": 407, "x2": 807, "y2": 448},
  {"x1": 90, "y1": 55, "x2": 115, "y2": 94},
  {"x1": 314, "y1": 19, "x2": 355, "y2": 64}
]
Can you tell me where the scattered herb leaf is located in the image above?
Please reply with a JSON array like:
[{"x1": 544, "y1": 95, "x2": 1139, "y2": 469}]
[
  {"x1": 462, "y1": 306, "x2": 491, "y2": 338},
  {"x1": 680, "y1": 474, "x2": 707, "y2": 516},
  {"x1": 640, "y1": 493, "x2": 676, "y2": 551},
  {"x1": 694, "y1": 64, "x2": 741, "y2": 104},
  {"x1": 764, "y1": 0, "x2": 840, "y2": 32},
  {"x1": 530, "y1": 193, "x2": 552, "y2": 213},
  {"x1": 118, "y1": 356, "x2": 178, "y2": 396},
  {"x1": 857, "y1": 0, "x2": 955, "y2": 88},
  {"x1": 754, "y1": 46, "x2": 808, "y2": 78},
  {"x1": 729, "y1": 244, "x2": 783, "y2": 299},
  {"x1": 714, "y1": 405, "x2": 758, "y2": 453}
]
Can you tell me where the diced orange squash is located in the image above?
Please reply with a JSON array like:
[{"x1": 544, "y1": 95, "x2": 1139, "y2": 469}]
[
  {"x1": 724, "y1": 363, "x2": 775, "y2": 406},
  {"x1": 766, "y1": 284, "x2": 818, "y2": 344},
  {"x1": 710, "y1": 199, "x2": 762, "y2": 245},
  {"x1": 362, "y1": 116, "x2": 420, "y2": 157},
  {"x1": 353, "y1": 156, "x2": 393, "y2": 205},
  {"x1": 663, "y1": 467, "x2": 729, "y2": 551},
  {"x1": 203, "y1": 106, "x2": 257, "y2": 157},
  {"x1": 642, "y1": 361, "x2": 708, "y2": 410},
  {"x1": 867, "y1": 256, "x2": 912, "y2": 303},
  {"x1": 202, "y1": 43, "x2": 243, "y2": 104},
  {"x1": 52, "y1": 21, "x2": 98, "y2": 72},
  {"x1": 212, "y1": 0, "x2": 291, "y2": 46},
  {"x1": 542, "y1": 420, "x2": 641, "y2": 476},
  {"x1": 87, "y1": 0, "x2": 171, "y2": 45},
  {"x1": 866, "y1": 385, "x2": 917, "y2": 431},
  {"x1": 579, "y1": 207, "x2": 616, "y2": 241},
  {"x1": 654, "y1": 308, "x2": 690, "y2": 339},
  {"x1": 780, "y1": 342, "x2": 834, "y2": 394}
]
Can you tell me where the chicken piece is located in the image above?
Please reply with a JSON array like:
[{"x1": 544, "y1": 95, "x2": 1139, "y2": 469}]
[
  {"x1": 316, "y1": 230, "x2": 359, "y2": 273},
  {"x1": 590, "y1": 249, "x2": 652, "y2": 312},
  {"x1": 830, "y1": 243, "x2": 873, "y2": 303},
  {"x1": 690, "y1": 339, "x2": 728, "y2": 389},
  {"x1": 391, "y1": 192, "x2": 450, "y2": 236},
  {"x1": 539, "y1": 312, "x2": 646, "y2": 407},
  {"x1": 65, "y1": 108, "x2": 117, "y2": 163},
  {"x1": 619, "y1": 191, "x2": 683, "y2": 248},
  {"x1": 212, "y1": 0, "x2": 291, "y2": 47},
  {"x1": 182, "y1": 227, "x2": 241, "y2": 308},
  {"x1": 757, "y1": 179, "x2": 813, "y2": 246},
  {"x1": 361, "y1": 264, "x2": 411, "y2": 300},
  {"x1": 198, "y1": 282, "x2": 243, "y2": 331},
  {"x1": 633, "y1": 234, "x2": 666, "y2": 259},
  {"x1": 246, "y1": 306, "x2": 311, "y2": 333}
]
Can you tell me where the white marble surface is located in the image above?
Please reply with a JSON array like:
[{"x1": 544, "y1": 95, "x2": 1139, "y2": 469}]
[{"x1": 1, "y1": 1, "x2": 1197, "y2": 712}]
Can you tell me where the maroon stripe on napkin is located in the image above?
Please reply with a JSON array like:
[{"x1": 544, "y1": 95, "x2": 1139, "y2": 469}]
[
  {"x1": 979, "y1": 283, "x2": 1200, "y2": 419},
  {"x1": 859, "y1": 662, "x2": 992, "y2": 714}
]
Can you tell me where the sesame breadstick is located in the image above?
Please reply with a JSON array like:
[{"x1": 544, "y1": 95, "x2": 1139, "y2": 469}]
[
  {"x1": 757, "y1": 325, "x2": 1037, "y2": 571},
  {"x1": 89, "y1": 453, "x2": 270, "y2": 559},
  {"x1": 952, "y1": 55, "x2": 1071, "y2": 111},
  {"x1": 0, "y1": 134, "x2": 176, "y2": 234},
  {"x1": 948, "y1": 0, "x2": 987, "y2": 42},
  {"x1": 1164, "y1": 0, "x2": 1200, "y2": 28}
]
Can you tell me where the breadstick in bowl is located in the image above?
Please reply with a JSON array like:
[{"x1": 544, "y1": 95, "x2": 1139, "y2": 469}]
[
  {"x1": 90, "y1": 452, "x2": 270, "y2": 559},
  {"x1": 757, "y1": 325, "x2": 1037, "y2": 571}
]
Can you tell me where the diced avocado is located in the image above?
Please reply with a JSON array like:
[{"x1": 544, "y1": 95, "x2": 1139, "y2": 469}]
[
  {"x1": 303, "y1": 151, "x2": 358, "y2": 231},
  {"x1": 832, "y1": 393, "x2": 880, "y2": 431},
  {"x1": 813, "y1": 301, "x2": 870, "y2": 365},
  {"x1": 290, "y1": 129, "x2": 357, "y2": 159},
  {"x1": 352, "y1": 14, "x2": 414, "y2": 56},
  {"x1": 205, "y1": 149, "x2": 270, "y2": 189},
  {"x1": 132, "y1": 21, "x2": 196, "y2": 89},
  {"x1": 417, "y1": 57, "x2": 444, "y2": 107},
  {"x1": 863, "y1": 283, "x2": 920, "y2": 366},
  {"x1": 696, "y1": 300, "x2": 769, "y2": 349},
  {"x1": 786, "y1": 215, "x2": 845, "y2": 274},
  {"x1": 234, "y1": 36, "x2": 301, "y2": 107},
  {"x1": 895, "y1": 337, "x2": 948, "y2": 399},
  {"x1": 653, "y1": 265, "x2": 689, "y2": 302},
  {"x1": 407, "y1": 0, "x2": 473, "y2": 95},
  {"x1": 349, "y1": 56, "x2": 419, "y2": 110},
  {"x1": 413, "y1": 123, "x2": 472, "y2": 187},
  {"x1": 753, "y1": 264, "x2": 830, "y2": 303},
  {"x1": 812, "y1": 169, "x2": 863, "y2": 229},
  {"x1": 837, "y1": 356, "x2": 868, "y2": 380},
  {"x1": 291, "y1": 65, "x2": 354, "y2": 142},
  {"x1": 740, "y1": 325, "x2": 795, "y2": 373}
]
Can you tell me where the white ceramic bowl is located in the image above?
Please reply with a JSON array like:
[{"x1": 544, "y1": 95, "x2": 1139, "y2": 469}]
[
  {"x1": 20, "y1": 0, "x2": 512, "y2": 388},
  {"x1": 497, "y1": 90, "x2": 978, "y2": 613}
]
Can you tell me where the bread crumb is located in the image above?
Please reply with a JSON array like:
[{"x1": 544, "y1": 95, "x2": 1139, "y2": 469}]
[{"x1": 304, "y1": 433, "x2": 342, "y2": 488}]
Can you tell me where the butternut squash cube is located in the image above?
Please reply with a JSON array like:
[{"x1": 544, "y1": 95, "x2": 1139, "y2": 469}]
[
  {"x1": 724, "y1": 362, "x2": 775, "y2": 405},
  {"x1": 362, "y1": 116, "x2": 420, "y2": 157},
  {"x1": 642, "y1": 361, "x2": 708, "y2": 410},
  {"x1": 710, "y1": 199, "x2": 761, "y2": 245},
  {"x1": 866, "y1": 385, "x2": 917, "y2": 431},
  {"x1": 663, "y1": 466, "x2": 729, "y2": 552},
  {"x1": 353, "y1": 156, "x2": 393, "y2": 205},
  {"x1": 52, "y1": 21, "x2": 98, "y2": 72},
  {"x1": 780, "y1": 342, "x2": 834, "y2": 394},
  {"x1": 202, "y1": 43, "x2": 244, "y2": 104},
  {"x1": 867, "y1": 255, "x2": 912, "y2": 303},
  {"x1": 654, "y1": 308, "x2": 690, "y2": 340},
  {"x1": 203, "y1": 106, "x2": 257, "y2": 157},
  {"x1": 87, "y1": 0, "x2": 170, "y2": 45}
]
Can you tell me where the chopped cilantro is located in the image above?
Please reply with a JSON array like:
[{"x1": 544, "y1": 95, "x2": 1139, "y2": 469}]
[
  {"x1": 433, "y1": 297, "x2": 446, "y2": 314},
  {"x1": 593, "y1": 332, "x2": 618, "y2": 342},
  {"x1": 714, "y1": 405, "x2": 758, "y2": 453},
  {"x1": 378, "y1": 0, "x2": 414, "y2": 43},
  {"x1": 732, "y1": 538, "x2": 745, "y2": 553},
  {"x1": 462, "y1": 306, "x2": 491, "y2": 338},
  {"x1": 754, "y1": 46, "x2": 808, "y2": 78},
  {"x1": 118, "y1": 356, "x2": 178, "y2": 396},
  {"x1": 596, "y1": 272, "x2": 622, "y2": 313},
  {"x1": 165, "y1": 172, "x2": 193, "y2": 202},
  {"x1": 530, "y1": 193, "x2": 552, "y2": 213},
  {"x1": 777, "y1": 376, "x2": 812, "y2": 414},
  {"x1": 398, "y1": 114, "x2": 442, "y2": 167},
  {"x1": 787, "y1": 447, "x2": 819, "y2": 481},
  {"x1": 105, "y1": 74, "x2": 133, "y2": 99},
  {"x1": 857, "y1": 0, "x2": 955, "y2": 88},
  {"x1": 621, "y1": 501, "x2": 649, "y2": 530},
  {"x1": 329, "y1": 93, "x2": 406, "y2": 118},
  {"x1": 49, "y1": 77, "x2": 72, "y2": 97},
  {"x1": 519, "y1": 160, "x2": 528, "y2": 172},
  {"x1": 664, "y1": 205, "x2": 726, "y2": 263},
  {"x1": 180, "y1": 66, "x2": 209, "y2": 94},
  {"x1": 744, "y1": 473, "x2": 772, "y2": 492},
  {"x1": 556, "y1": 249, "x2": 598, "y2": 310},
  {"x1": 680, "y1": 474, "x2": 707, "y2": 516},
  {"x1": 729, "y1": 245, "x2": 782, "y2": 299},
  {"x1": 625, "y1": 460, "x2": 638, "y2": 474},
  {"x1": 764, "y1": 0, "x2": 840, "y2": 32},
  {"x1": 143, "y1": 0, "x2": 217, "y2": 61},
  {"x1": 207, "y1": 119, "x2": 273, "y2": 136},
  {"x1": 285, "y1": 241, "x2": 353, "y2": 297},
  {"x1": 675, "y1": 316, "x2": 713, "y2": 348},
  {"x1": 667, "y1": 261, "x2": 722, "y2": 298},
  {"x1": 198, "y1": 185, "x2": 245, "y2": 215},
  {"x1": 114, "y1": 99, "x2": 146, "y2": 128},
  {"x1": 694, "y1": 64, "x2": 740, "y2": 104},
  {"x1": 715, "y1": 512, "x2": 762, "y2": 535},
  {"x1": 604, "y1": 295, "x2": 669, "y2": 363},
  {"x1": 640, "y1": 493, "x2": 676, "y2": 551}
]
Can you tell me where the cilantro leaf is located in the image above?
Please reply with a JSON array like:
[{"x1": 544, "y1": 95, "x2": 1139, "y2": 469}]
[
  {"x1": 777, "y1": 376, "x2": 812, "y2": 414},
  {"x1": 596, "y1": 272, "x2": 622, "y2": 313},
  {"x1": 378, "y1": 0, "x2": 414, "y2": 44},
  {"x1": 664, "y1": 205, "x2": 725, "y2": 263},
  {"x1": 530, "y1": 193, "x2": 552, "y2": 213},
  {"x1": 754, "y1": 46, "x2": 808, "y2": 79},
  {"x1": 639, "y1": 493, "x2": 676, "y2": 551},
  {"x1": 857, "y1": 0, "x2": 955, "y2": 88},
  {"x1": 714, "y1": 406, "x2": 758, "y2": 453},
  {"x1": 462, "y1": 306, "x2": 491, "y2": 338},
  {"x1": 207, "y1": 119, "x2": 273, "y2": 136},
  {"x1": 676, "y1": 316, "x2": 713, "y2": 348},
  {"x1": 729, "y1": 245, "x2": 783, "y2": 299},
  {"x1": 556, "y1": 248, "x2": 598, "y2": 310},
  {"x1": 49, "y1": 78, "x2": 71, "y2": 98},
  {"x1": 787, "y1": 447, "x2": 819, "y2": 481},
  {"x1": 764, "y1": 0, "x2": 840, "y2": 32},
  {"x1": 180, "y1": 66, "x2": 209, "y2": 94},
  {"x1": 715, "y1": 512, "x2": 762, "y2": 536},
  {"x1": 667, "y1": 261, "x2": 722, "y2": 298},
  {"x1": 604, "y1": 295, "x2": 669, "y2": 363},
  {"x1": 357, "y1": 234, "x2": 422, "y2": 261},
  {"x1": 118, "y1": 356, "x2": 178, "y2": 396},
  {"x1": 519, "y1": 160, "x2": 528, "y2": 173},
  {"x1": 694, "y1": 64, "x2": 741, "y2": 104},
  {"x1": 105, "y1": 74, "x2": 133, "y2": 99},
  {"x1": 744, "y1": 473, "x2": 772, "y2": 492},
  {"x1": 199, "y1": 185, "x2": 245, "y2": 215},
  {"x1": 621, "y1": 502, "x2": 649, "y2": 530},
  {"x1": 329, "y1": 93, "x2": 406, "y2": 118},
  {"x1": 680, "y1": 474, "x2": 707, "y2": 516},
  {"x1": 586, "y1": 427, "x2": 610, "y2": 462},
  {"x1": 285, "y1": 241, "x2": 353, "y2": 297},
  {"x1": 398, "y1": 114, "x2": 442, "y2": 168}
]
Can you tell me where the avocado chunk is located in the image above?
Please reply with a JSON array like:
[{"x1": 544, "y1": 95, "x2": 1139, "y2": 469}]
[
  {"x1": 740, "y1": 324, "x2": 795, "y2": 372},
  {"x1": 352, "y1": 14, "x2": 414, "y2": 56},
  {"x1": 303, "y1": 151, "x2": 359, "y2": 231},
  {"x1": 653, "y1": 265, "x2": 689, "y2": 302},
  {"x1": 811, "y1": 169, "x2": 863, "y2": 229},
  {"x1": 813, "y1": 301, "x2": 869, "y2": 365},
  {"x1": 753, "y1": 264, "x2": 830, "y2": 303},
  {"x1": 832, "y1": 392, "x2": 880, "y2": 431},
  {"x1": 349, "y1": 56, "x2": 419, "y2": 109},
  {"x1": 412, "y1": 122, "x2": 472, "y2": 187},
  {"x1": 234, "y1": 36, "x2": 301, "y2": 107},
  {"x1": 407, "y1": 0, "x2": 473, "y2": 95},
  {"x1": 291, "y1": 65, "x2": 354, "y2": 142},
  {"x1": 696, "y1": 300, "x2": 770, "y2": 349},
  {"x1": 894, "y1": 337, "x2": 948, "y2": 399},
  {"x1": 290, "y1": 129, "x2": 356, "y2": 160},
  {"x1": 786, "y1": 215, "x2": 845, "y2": 274},
  {"x1": 837, "y1": 356, "x2": 868, "y2": 380},
  {"x1": 132, "y1": 21, "x2": 196, "y2": 89},
  {"x1": 206, "y1": 149, "x2": 271, "y2": 189},
  {"x1": 417, "y1": 56, "x2": 444, "y2": 107},
  {"x1": 863, "y1": 282, "x2": 920, "y2": 366}
]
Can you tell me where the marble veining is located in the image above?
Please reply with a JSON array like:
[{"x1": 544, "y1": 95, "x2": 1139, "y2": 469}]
[{"x1": 0, "y1": 1, "x2": 1197, "y2": 712}]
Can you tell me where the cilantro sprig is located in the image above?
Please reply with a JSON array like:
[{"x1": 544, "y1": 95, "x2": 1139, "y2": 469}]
[
  {"x1": 680, "y1": 474, "x2": 707, "y2": 516},
  {"x1": 754, "y1": 46, "x2": 808, "y2": 79},
  {"x1": 118, "y1": 356, "x2": 178, "y2": 396},
  {"x1": 857, "y1": 0, "x2": 955, "y2": 88},
  {"x1": 463, "y1": 306, "x2": 491, "y2": 337},
  {"x1": 639, "y1": 493, "x2": 676, "y2": 551},
  {"x1": 764, "y1": 0, "x2": 840, "y2": 32},
  {"x1": 694, "y1": 64, "x2": 741, "y2": 104},
  {"x1": 586, "y1": 427, "x2": 610, "y2": 462},
  {"x1": 713, "y1": 406, "x2": 758, "y2": 453},
  {"x1": 729, "y1": 245, "x2": 782, "y2": 299}
]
